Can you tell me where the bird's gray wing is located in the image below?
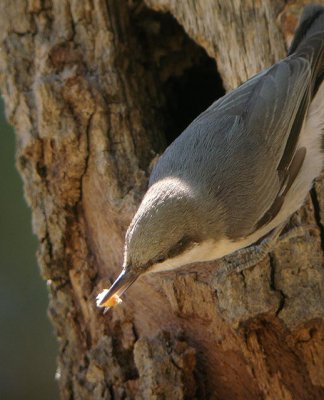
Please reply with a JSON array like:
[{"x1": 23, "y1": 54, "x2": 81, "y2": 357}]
[
  {"x1": 199, "y1": 55, "x2": 312, "y2": 238},
  {"x1": 244, "y1": 56, "x2": 311, "y2": 233},
  {"x1": 150, "y1": 55, "x2": 312, "y2": 240}
]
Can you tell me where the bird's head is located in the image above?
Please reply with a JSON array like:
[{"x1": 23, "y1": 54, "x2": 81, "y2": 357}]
[{"x1": 97, "y1": 177, "x2": 207, "y2": 309}]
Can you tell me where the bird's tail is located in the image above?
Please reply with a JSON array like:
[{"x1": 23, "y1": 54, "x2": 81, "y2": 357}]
[
  {"x1": 289, "y1": 5, "x2": 324, "y2": 55},
  {"x1": 289, "y1": 5, "x2": 324, "y2": 95}
]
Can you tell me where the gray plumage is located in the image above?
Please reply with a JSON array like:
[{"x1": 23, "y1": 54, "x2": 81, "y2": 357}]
[
  {"x1": 126, "y1": 5, "x2": 324, "y2": 267},
  {"x1": 97, "y1": 5, "x2": 324, "y2": 308}
]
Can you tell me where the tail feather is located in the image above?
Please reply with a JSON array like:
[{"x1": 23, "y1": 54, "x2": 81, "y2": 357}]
[
  {"x1": 289, "y1": 5, "x2": 324, "y2": 97},
  {"x1": 289, "y1": 5, "x2": 324, "y2": 55}
]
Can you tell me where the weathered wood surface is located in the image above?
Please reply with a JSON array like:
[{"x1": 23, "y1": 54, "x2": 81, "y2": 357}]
[{"x1": 0, "y1": 0, "x2": 323, "y2": 398}]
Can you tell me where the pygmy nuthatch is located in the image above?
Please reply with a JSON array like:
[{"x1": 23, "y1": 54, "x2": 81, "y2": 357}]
[{"x1": 97, "y1": 5, "x2": 324, "y2": 310}]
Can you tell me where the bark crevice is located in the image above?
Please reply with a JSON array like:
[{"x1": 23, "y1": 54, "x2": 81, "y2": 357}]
[
  {"x1": 269, "y1": 253, "x2": 286, "y2": 317},
  {"x1": 310, "y1": 186, "x2": 324, "y2": 251}
]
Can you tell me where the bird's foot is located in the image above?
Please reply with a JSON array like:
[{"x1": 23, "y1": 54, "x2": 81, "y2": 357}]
[
  {"x1": 216, "y1": 244, "x2": 270, "y2": 278},
  {"x1": 277, "y1": 223, "x2": 316, "y2": 244},
  {"x1": 215, "y1": 223, "x2": 285, "y2": 278},
  {"x1": 215, "y1": 223, "x2": 315, "y2": 278}
]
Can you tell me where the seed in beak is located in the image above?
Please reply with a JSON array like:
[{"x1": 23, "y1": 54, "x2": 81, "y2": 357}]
[
  {"x1": 96, "y1": 290, "x2": 122, "y2": 309},
  {"x1": 96, "y1": 269, "x2": 138, "y2": 311}
]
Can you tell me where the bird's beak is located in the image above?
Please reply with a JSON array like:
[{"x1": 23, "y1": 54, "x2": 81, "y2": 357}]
[{"x1": 96, "y1": 269, "x2": 138, "y2": 310}]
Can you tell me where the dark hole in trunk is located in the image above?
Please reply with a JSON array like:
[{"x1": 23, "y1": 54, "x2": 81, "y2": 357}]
[
  {"x1": 131, "y1": 3, "x2": 225, "y2": 148},
  {"x1": 164, "y1": 57, "x2": 225, "y2": 144}
]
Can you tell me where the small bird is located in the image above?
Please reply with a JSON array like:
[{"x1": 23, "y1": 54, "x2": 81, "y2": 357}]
[{"x1": 97, "y1": 5, "x2": 324, "y2": 310}]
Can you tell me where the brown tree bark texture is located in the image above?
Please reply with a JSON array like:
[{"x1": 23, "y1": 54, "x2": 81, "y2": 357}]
[{"x1": 0, "y1": 0, "x2": 323, "y2": 399}]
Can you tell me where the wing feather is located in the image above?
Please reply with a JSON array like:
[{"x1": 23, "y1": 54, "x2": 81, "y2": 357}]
[
  {"x1": 151, "y1": 55, "x2": 313, "y2": 240},
  {"x1": 210, "y1": 57, "x2": 311, "y2": 237}
]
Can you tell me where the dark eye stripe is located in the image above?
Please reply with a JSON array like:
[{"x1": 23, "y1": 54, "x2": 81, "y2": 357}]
[
  {"x1": 167, "y1": 236, "x2": 195, "y2": 259},
  {"x1": 152, "y1": 236, "x2": 198, "y2": 266}
]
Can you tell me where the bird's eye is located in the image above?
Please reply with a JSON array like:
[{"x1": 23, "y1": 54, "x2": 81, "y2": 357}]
[
  {"x1": 167, "y1": 236, "x2": 194, "y2": 258},
  {"x1": 156, "y1": 256, "x2": 166, "y2": 263}
]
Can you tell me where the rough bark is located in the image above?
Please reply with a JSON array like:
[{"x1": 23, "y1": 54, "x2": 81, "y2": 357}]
[{"x1": 0, "y1": 0, "x2": 323, "y2": 399}]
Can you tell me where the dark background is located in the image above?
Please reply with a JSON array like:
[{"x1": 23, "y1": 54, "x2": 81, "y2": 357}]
[{"x1": 0, "y1": 98, "x2": 58, "y2": 399}]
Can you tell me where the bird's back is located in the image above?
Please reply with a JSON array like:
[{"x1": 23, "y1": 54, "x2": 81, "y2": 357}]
[{"x1": 150, "y1": 5, "x2": 324, "y2": 241}]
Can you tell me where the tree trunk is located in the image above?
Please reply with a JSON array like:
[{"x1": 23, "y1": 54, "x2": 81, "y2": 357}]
[{"x1": 0, "y1": 0, "x2": 323, "y2": 399}]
